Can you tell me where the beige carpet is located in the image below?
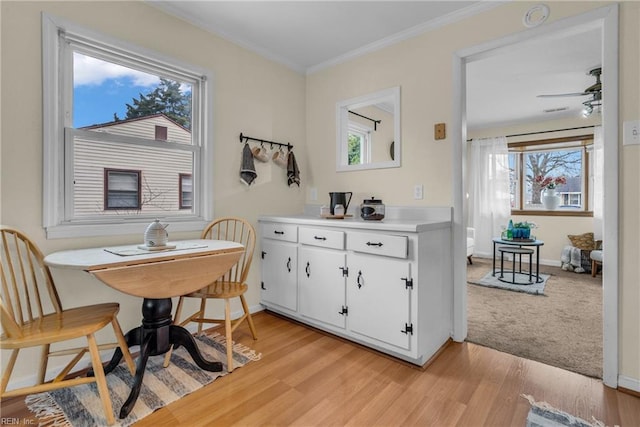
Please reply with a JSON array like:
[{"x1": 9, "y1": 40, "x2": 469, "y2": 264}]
[{"x1": 467, "y1": 257, "x2": 602, "y2": 379}]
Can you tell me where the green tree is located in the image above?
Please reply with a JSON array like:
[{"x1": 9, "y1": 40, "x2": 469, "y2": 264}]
[
  {"x1": 122, "y1": 78, "x2": 192, "y2": 129},
  {"x1": 526, "y1": 151, "x2": 581, "y2": 203},
  {"x1": 348, "y1": 134, "x2": 361, "y2": 165}
]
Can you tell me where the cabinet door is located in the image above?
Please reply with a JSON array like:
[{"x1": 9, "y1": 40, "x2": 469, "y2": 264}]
[
  {"x1": 347, "y1": 253, "x2": 411, "y2": 350},
  {"x1": 298, "y1": 246, "x2": 346, "y2": 329},
  {"x1": 261, "y1": 240, "x2": 297, "y2": 311}
]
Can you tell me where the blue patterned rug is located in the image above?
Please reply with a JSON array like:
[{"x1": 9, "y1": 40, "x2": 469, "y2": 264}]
[
  {"x1": 523, "y1": 394, "x2": 604, "y2": 426},
  {"x1": 469, "y1": 270, "x2": 550, "y2": 295},
  {"x1": 25, "y1": 333, "x2": 260, "y2": 426}
]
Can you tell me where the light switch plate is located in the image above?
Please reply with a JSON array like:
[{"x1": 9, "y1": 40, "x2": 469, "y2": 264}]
[{"x1": 623, "y1": 120, "x2": 640, "y2": 146}]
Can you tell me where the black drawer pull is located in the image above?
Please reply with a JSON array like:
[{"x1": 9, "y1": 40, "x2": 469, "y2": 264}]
[
  {"x1": 286, "y1": 257, "x2": 292, "y2": 272},
  {"x1": 274, "y1": 230, "x2": 285, "y2": 235},
  {"x1": 314, "y1": 236, "x2": 327, "y2": 241},
  {"x1": 366, "y1": 241, "x2": 383, "y2": 247}
]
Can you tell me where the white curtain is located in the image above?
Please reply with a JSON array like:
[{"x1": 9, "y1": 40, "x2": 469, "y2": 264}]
[
  {"x1": 468, "y1": 136, "x2": 511, "y2": 256},
  {"x1": 592, "y1": 125, "x2": 604, "y2": 241}
]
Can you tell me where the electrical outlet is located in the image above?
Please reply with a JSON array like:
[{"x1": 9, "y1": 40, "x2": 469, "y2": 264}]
[
  {"x1": 623, "y1": 120, "x2": 640, "y2": 146},
  {"x1": 414, "y1": 184, "x2": 424, "y2": 200}
]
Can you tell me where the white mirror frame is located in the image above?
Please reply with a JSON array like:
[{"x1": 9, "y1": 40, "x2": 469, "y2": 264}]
[{"x1": 336, "y1": 86, "x2": 401, "y2": 172}]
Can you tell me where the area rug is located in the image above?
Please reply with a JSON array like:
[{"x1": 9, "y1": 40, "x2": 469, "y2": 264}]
[
  {"x1": 469, "y1": 270, "x2": 550, "y2": 295},
  {"x1": 467, "y1": 257, "x2": 602, "y2": 379},
  {"x1": 522, "y1": 394, "x2": 605, "y2": 427},
  {"x1": 25, "y1": 332, "x2": 261, "y2": 427}
]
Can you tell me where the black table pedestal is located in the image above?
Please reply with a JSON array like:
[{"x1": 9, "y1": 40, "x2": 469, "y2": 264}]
[{"x1": 100, "y1": 298, "x2": 223, "y2": 419}]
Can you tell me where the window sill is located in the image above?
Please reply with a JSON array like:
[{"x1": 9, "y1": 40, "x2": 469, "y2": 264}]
[
  {"x1": 511, "y1": 210, "x2": 593, "y2": 217},
  {"x1": 45, "y1": 219, "x2": 210, "y2": 239}
]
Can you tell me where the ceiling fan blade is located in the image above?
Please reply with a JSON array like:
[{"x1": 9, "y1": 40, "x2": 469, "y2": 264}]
[{"x1": 537, "y1": 92, "x2": 590, "y2": 98}]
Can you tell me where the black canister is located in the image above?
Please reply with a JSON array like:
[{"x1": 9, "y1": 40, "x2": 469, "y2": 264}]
[{"x1": 360, "y1": 197, "x2": 385, "y2": 220}]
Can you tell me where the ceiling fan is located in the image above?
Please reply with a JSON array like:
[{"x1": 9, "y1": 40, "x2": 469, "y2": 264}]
[{"x1": 537, "y1": 67, "x2": 602, "y2": 116}]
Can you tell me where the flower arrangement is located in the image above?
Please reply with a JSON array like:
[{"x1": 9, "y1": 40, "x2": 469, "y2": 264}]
[{"x1": 535, "y1": 175, "x2": 567, "y2": 190}]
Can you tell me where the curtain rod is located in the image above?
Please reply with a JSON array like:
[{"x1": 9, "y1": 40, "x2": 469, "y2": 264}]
[
  {"x1": 349, "y1": 110, "x2": 381, "y2": 131},
  {"x1": 239, "y1": 132, "x2": 293, "y2": 151},
  {"x1": 466, "y1": 125, "x2": 595, "y2": 142}
]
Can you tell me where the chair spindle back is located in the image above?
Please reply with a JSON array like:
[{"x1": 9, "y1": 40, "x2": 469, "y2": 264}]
[
  {"x1": 201, "y1": 218, "x2": 256, "y2": 285},
  {"x1": 0, "y1": 227, "x2": 62, "y2": 338}
]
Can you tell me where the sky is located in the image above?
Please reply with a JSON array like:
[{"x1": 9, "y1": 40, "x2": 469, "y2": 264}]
[{"x1": 73, "y1": 52, "x2": 167, "y2": 128}]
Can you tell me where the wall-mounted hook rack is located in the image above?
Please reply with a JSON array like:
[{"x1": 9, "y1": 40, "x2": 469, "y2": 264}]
[
  {"x1": 239, "y1": 132, "x2": 293, "y2": 151},
  {"x1": 348, "y1": 110, "x2": 381, "y2": 131}
]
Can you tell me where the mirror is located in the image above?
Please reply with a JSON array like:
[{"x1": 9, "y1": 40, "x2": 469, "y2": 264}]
[{"x1": 336, "y1": 86, "x2": 400, "y2": 171}]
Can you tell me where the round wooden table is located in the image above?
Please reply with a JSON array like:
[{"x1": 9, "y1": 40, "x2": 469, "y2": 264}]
[{"x1": 44, "y1": 240, "x2": 244, "y2": 419}]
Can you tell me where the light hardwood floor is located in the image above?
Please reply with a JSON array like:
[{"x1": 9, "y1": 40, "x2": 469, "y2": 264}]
[{"x1": 2, "y1": 311, "x2": 639, "y2": 426}]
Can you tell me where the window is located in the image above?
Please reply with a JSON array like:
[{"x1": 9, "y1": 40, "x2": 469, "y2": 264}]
[
  {"x1": 508, "y1": 135, "x2": 593, "y2": 214},
  {"x1": 104, "y1": 169, "x2": 141, "y2": 210},
  {"x1": 42, "y1": 14, "x2": 213, "y2": 238},
  {"x1": 347, "y1": 122, "x2": 371, "y2": 165},
  {"x1": 155, "y1": 125, "x2": 168, "y2": 141},
  {"x1": 179, "y1": 174, "x2": 193, "y2": 209}
]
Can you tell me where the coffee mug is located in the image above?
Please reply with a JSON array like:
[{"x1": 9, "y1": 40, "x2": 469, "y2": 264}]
[
  {"x1": 272, "y1": 148, "x2": 288, "y2": 168},
  {"x1": 252, "y1": 146, "x2": 269, "y2": 162}
]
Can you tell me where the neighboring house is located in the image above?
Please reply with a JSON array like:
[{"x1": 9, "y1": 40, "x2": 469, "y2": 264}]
[
  {"x1": 74, "y1": 114, "x2": 193, "y2": 217},
  {"x1": 556, "y1": 176, "x2": 583, "y2": 207}
]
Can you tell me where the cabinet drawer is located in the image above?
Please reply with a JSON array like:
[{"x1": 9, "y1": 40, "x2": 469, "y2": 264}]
[
  {"x1": 262, "y1": 223, "x2": 298, "y2": 243},
  {"x1": 299, "y1": 227, "x2": 345, "y2": 250},
  {"x1": 347, "y1": 231, "x2": 408, "y2": 259}
]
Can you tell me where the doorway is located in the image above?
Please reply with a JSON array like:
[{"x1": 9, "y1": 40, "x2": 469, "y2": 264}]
[{"x1": 451, "y1": 5, "x2": 619, "y2": 387}]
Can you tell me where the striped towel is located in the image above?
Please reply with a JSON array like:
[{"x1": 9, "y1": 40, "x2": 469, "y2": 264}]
[{"x1": 240, "y1": 143, "x2": 257, "y2": 185}]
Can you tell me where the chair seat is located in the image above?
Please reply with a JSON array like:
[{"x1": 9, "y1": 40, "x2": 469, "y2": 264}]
[
  {"x1": 186, "y1": 281, "x2": 247, "y2": 299},
  {"x1": 1, "y1": 303, "x2": 119, "y2": 349},
  {"x1": 590, "y1": 250, "x2": 603, "y2": 262}
]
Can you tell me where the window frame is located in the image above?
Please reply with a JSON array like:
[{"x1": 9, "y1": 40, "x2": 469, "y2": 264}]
[
  {"x1": 42, "y1": 13, "x2": 214, "y2": 238},
  {"x1": 179, "y1": 173, "x2": 193, "y2": 210},
  {"x1": 508, "y1": 134, "x2": 594, "y2": 217},
  {"x1": 104, "y1": 168, "x2": 142, "y2": 210},
  {"x1": 347, "y1": 121, "x2": 372, "y2": 165}
]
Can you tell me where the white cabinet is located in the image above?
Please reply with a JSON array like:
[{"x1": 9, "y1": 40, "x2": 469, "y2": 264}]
[
  {"x1": 298, "y1": 246, "x2": 346, "y2": 328},
  {"x1": 261, "y1": 238, "x2": 297, "y2": 312},
  {"x1": 347, "y1": 253, "x2": 412, "y2": 350},
  {"x1": 259, "y1": 215, "x2": 452, "y2": 366}
]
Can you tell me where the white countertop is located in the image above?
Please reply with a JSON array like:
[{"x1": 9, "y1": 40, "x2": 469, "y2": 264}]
[{"x1": 258, "y1": 214, "x2": 451, "y2": 233}]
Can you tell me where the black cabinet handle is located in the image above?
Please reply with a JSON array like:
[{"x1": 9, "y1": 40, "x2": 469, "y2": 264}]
[
  {"x1": 274, "y1": 230, "x2": 285, "y2": 235},
  {"x1": 286, "y1": 257, "x2": 291, "y2": 272},
  {"x1": 305, "y1": 262, "x2": 311, "y2": 278},
  {"x1": 356, "y1": 271, "x2": 363, "y2": 289},
  {"x1": 314, "y1": 236, "x2": 327, "y2": 241},
  {"x1": 366, "y1": 242, "x2": 383, "y2": 247}
]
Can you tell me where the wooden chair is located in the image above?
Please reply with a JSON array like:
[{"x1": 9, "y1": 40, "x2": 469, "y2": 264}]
[
  {"x1": 0, "y1": 227, "x2": 135, "y2": 426},
  {"x1": 164, "y1": 217, "x2": 257, "y2": 372}
]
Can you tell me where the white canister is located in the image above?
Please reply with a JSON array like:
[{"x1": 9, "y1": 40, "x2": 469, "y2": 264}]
[
  {"x1": 144, "y1": 219, "x2": 169, "y2": 247},
  {"x1": 334, "y1": 204, "x2": 345, "y2": 216}
]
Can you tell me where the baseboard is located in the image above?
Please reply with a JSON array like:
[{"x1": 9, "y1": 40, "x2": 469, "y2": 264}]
[{"x1": 618, "y1": 375, "x2": 640, "y2": 394}]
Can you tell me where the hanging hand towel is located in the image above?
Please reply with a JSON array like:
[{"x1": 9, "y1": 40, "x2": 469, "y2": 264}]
[
  {"x1": 287, "y1": 151, "x2": 300, "y2": 187},
  {"x1": 240, "y1": 143, "x2": 257, "y2": 186}
]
